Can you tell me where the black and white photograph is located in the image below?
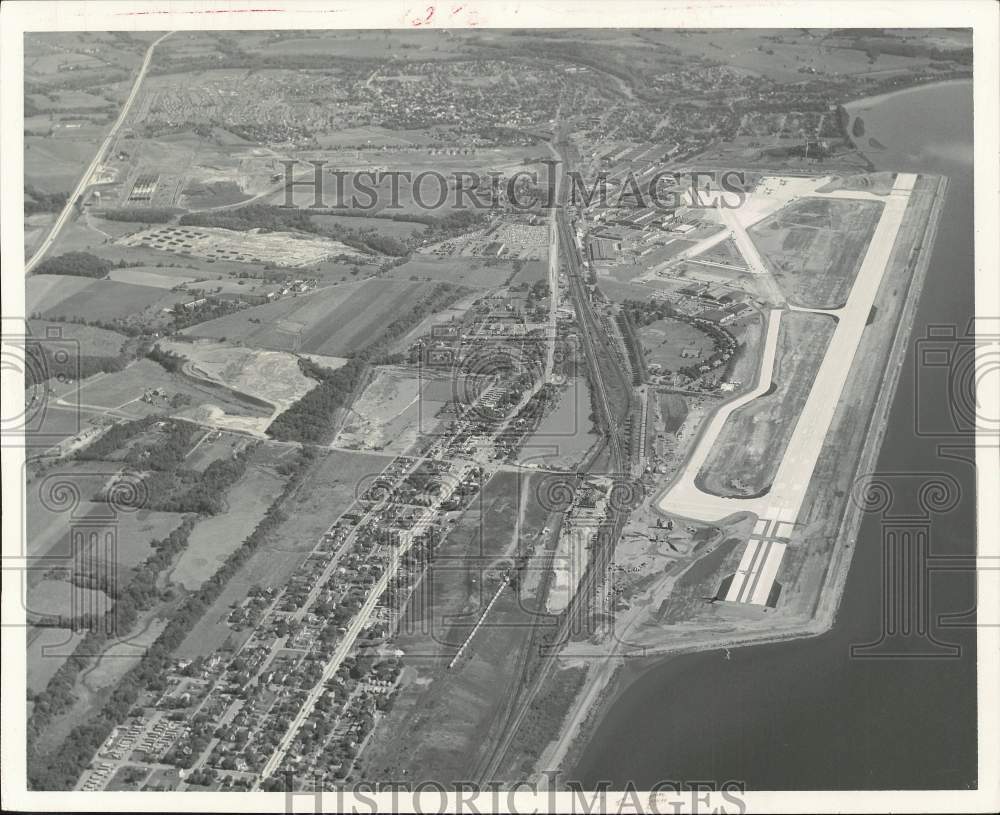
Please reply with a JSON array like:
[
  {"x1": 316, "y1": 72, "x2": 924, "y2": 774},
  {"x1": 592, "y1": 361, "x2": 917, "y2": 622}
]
[{"x1": 1, "y1": 2, "x2": 997, "y2": 813}]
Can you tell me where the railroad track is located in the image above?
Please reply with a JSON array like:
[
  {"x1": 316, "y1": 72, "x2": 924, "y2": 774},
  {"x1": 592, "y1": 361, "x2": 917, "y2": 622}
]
[{"x1": 473, "y1": 146, "x2": 638, "y2": 783}]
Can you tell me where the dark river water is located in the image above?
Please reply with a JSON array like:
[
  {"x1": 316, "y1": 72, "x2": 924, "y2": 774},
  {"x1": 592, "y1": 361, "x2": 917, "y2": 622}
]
[{"x1": 571, "y1": 79, "x2": 977, "y2": 790}]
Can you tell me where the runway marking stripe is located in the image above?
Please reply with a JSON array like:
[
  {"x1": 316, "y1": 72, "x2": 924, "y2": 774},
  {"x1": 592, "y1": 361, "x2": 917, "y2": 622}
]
[{"x1": 749, "y1": 541, "x2": 787, "y2": 606}]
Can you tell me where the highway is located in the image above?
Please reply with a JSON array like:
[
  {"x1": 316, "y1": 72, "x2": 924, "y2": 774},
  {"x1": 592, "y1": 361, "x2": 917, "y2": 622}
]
[{"x1": 25, "y1": 31, "x2": 173, "y2": 274}]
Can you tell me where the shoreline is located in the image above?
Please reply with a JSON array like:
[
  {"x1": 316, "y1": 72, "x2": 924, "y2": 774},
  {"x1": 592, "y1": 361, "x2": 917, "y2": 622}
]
[
  {"x1": 538, "y1": 171, "x2": 951, "y2": 783},
  {"x1": 844, "y1": 76, "x2": 972, "y2": 112}
]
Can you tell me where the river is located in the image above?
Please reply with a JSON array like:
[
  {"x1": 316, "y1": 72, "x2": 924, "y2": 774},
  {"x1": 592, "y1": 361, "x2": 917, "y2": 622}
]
[{"x1": 570, "y1": 79, "x2": 977, "y2": 790}]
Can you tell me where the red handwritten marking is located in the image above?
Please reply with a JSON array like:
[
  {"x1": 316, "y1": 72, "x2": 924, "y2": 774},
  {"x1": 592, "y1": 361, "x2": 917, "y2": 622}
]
[
  {"x1": 409, "y1": 5, "x2": 436, "y2": 26},
  {"x1": 452, "y1": 5, "x2": 464, "y2": 14}
]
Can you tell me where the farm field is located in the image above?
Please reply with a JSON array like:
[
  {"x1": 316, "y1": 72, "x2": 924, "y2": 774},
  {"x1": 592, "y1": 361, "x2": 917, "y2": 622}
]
[
  {"x1": 25, "y1": 493, "x2": 188, "y2": 581},
  {"x1": 27, "y1": 320, "x2": 129, "y2": 357},
  {"x1": 637, "y1": 317, "x2": 716, "y2": 373},
  {"x1": 166, "y1": 463, "x2": 288, "y2": 591},
  {"x1": 519, "y1": 377, "x2": 599, "y2": 469},
  {"x1": 185, "y1": 278, "x2": 448, "y2": 356},
  {"x1": 27, "y1": 579, "x2": 110, "y2": 625},
  {"x1": 696, "y1": 311, "x2": 837, "y2": 497},
  {"x1": 174, "y1": 448, "x2": 389, "y2": 659},
  {"x1": 24, "y1": 131, "x2": 107, "y2": 193},
  {"x1": 335, "y1": 366, "x2": 450, "y2": 453},
  {"x1": 26, "y1": 275, "x2": 99, "y2": 315},
  {"x1": 748, "y1": 196, "x2": 884, "y2": 308},
  {"x1": 105, "y1": 267, "x2": 200, "y2": 289},
  {"x1": 34, "y1": 279, "x2": 177, "y2": 329}
]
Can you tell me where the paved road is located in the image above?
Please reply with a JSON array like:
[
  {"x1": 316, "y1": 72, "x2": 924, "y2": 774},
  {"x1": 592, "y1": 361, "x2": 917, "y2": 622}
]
[{"x1": 25, "y1": 31, "x2": 173, "y2": 273}]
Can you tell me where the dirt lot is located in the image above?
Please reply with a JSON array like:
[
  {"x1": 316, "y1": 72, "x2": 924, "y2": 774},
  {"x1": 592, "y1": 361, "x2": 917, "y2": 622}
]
[
  {"x1": 335, "y1": 366, "x2": 449, "y2": 453},
  {"x1": 159, "y1": 338, "x2": 315, "y2": 412},
  {"x1": 696, "y1": 311, "x2": 837, "y2": 497},
  {"x1": 749, "y1": 197, "x2": 884, "y2": 308}
]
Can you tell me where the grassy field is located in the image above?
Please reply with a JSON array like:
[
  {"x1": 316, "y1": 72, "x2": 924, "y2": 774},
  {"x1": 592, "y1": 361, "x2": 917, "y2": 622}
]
[
  {"x1": 386, "y1": 255, "x2": 513, "y2": 289},
  {"x1": 35, "y1": 279, "x2": 177, "y2": 328},
  {"x1": 638, "y1": 317, "x2": 716, "y2": 373},
  {"x1": 749, "y1": 197, "x2": 884, "y2": 308},
  {"x1": 27, "y1": 275, "x2": 99, "y2": 315},
  {"x1": 27, "y1": 320, "x2": 129, "y2": 357},
  {"x1": 185, "y1": 278, "x2": 445, "y2": 355},
  {"x1": 166, "y1": 463, "x2": 288, "y2": 591},
  {"x1": 696, "y1": 311, "x2": 837, "y2": 497},
  {"x1": 174, "y1": 448, "x2": 388, "y2": 658},
  {"x1": 310, "y1": 213, "x2": 427, "y2": 239}
]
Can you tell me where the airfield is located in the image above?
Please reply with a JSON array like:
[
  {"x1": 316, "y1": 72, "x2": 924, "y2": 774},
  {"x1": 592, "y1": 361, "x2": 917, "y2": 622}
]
[{"x1": 654, "y1": 172, "x2": 917, "y2": 604}]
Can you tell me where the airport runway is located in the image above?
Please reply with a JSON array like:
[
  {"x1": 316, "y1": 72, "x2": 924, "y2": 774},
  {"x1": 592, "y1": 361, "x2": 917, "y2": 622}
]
[{"x1": 656, "y1": 174, "x2": 917, "y2": 526}]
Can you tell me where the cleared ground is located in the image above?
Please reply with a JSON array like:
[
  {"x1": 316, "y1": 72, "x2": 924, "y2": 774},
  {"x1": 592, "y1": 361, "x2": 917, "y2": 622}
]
[
  {"x1": 748, "y1": 197, "x2": 883, "y2": 309},
  {"x1": 159, "y1": 338, "x2": 316, "y2": 412},
  {"x1": 696, "y1": 311, "x2": 836, "y2": 497},
  {"x1": 335, "y1": 366, "x2": 449, "y2": 453}
]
